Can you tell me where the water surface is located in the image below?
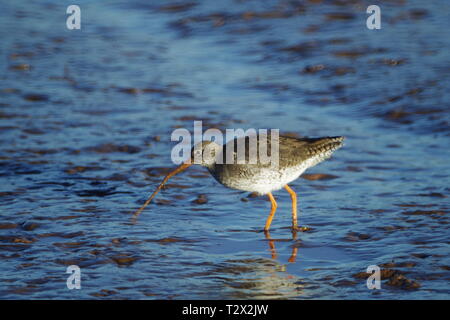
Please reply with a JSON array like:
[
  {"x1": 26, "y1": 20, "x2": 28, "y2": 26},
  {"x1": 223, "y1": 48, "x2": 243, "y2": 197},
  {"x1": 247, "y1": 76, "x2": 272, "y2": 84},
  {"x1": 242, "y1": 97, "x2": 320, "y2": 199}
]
[{"x1": 0, "y1": 0, "x2": 449, "y2": 299}]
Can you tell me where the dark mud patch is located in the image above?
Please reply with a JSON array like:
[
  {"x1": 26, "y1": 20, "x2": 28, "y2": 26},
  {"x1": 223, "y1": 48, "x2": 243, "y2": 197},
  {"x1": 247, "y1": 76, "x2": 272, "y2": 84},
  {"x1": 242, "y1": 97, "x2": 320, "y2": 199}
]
[
  {"x1": 75, "y1": 187, "x2": 119, "y2": 197},
  {"x1": 9, "y1": 63, "x2": 32, "y2": 71},
  {"x1": 0, "y1": 223, "x2": 18, "y2": 230},
  {"x1": 0, "y1": 235, "x2": 36, "y2": 244},
  {"x1": 115, "y1": 86, "x2": 193, "y2": 98},
  {"x1": 37, "y1": 231, "x2": 85, "y2": 239},
  {"x1": 23, "y1": 93, "x2": 49, "y2": 102},
  {"x1": 279, "y1": 41, "x2": 321, "y2": 57},
  {"x1": 154, "y1": 198, "x2": 173, "y2": 205},
  {"x1": 55, "y1": 257, "x2": 109, "y2": 268},
  {"x1": 86, "y1": 143, "x2": 142, "y2": 154},
  {"x1": 343, "y1": 232, "x2": 372, "y2": 241},
  {"x1": 0, "y1": 244, "x2": 31, "y2": 252},
  {"x1": 380, "y1": 261, "x2": 417, "y2": 268},
  {"x1": 90, "y1": 289, "x2": 119, "y2": 297},
  {"x1": 325, "y1": 12, "x2": 355, "y2": 21},
  {"x1": 301, "y1": 64, "x2": 355, "y2": 77},
  {"x1": 192, "y1": 194, "x2": 208, "y2": 204},
  {"x1": 158, "y1": 2, "x2": 198, "y2": 13},
  {"x1": 416, "y1": 192, "x2": 447, "y2": 198},
  {"x1": 386, "y1": 274, "x2": 421, "y2": 290},
  {"x1": 142, "y1": 167, "x2": 177, "y2": 177},
  {"x1": 331, "y1": 279, "x2": 358, "y2": 287},
  {"x1": 53, "y1": 241, "x2": 89, "y2": 249},
  {"x1": 332, "y1": 47, "x2": 387, "y2": 59},
  {"x1": 353, "y1": 268, "x2": 421, "y2": 290},
  {"x1": 144, "y1": 237, "x2": 197, "y2": 245},
  {"x1": 20, "y1": 222, "x2": 40, "y2": 231},
  {"x1": 65, "y1": 165, "x2": 105, "y2": 174},
  {"x1": 381, "y1": 107, "x2": 445, "y2": 125},
  {"x1": 301, "y1": 173, "x2": 339, "y2": 181},
  {"x1": 402, "y1": 210, "x2": 446, "y2": 217},
  {"x1": 110, "y1": 254, "x2": 139, "y2": 266}
]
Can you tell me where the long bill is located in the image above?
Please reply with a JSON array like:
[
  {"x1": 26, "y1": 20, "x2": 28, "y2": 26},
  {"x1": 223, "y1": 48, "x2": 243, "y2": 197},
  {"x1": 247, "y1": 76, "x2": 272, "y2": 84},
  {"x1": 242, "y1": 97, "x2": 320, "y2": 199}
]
[{"x1": 132, "y1": 162, "x2": 192, "y2": 220}]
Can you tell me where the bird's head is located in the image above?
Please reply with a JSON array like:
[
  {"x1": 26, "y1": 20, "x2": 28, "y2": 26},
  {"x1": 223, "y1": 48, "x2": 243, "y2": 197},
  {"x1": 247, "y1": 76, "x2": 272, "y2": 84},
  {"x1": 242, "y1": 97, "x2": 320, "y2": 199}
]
[{"x1": 190, "y1": 140, "x2": 222, "y2": 168}]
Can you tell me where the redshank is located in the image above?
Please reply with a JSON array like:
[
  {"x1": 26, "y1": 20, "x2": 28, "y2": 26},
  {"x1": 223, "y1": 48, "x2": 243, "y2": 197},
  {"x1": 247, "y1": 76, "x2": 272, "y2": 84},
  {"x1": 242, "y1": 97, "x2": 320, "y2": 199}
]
[{"x1": 132, "y1": 134, "x2": 344, "y2": 231}]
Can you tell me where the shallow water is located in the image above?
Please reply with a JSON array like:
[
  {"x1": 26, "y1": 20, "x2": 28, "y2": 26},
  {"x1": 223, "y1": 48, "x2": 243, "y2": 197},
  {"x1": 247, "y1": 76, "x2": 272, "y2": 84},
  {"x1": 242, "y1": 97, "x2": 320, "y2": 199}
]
[{"x1": 0, "y1": 0, "x2": 449, "y2": 299}]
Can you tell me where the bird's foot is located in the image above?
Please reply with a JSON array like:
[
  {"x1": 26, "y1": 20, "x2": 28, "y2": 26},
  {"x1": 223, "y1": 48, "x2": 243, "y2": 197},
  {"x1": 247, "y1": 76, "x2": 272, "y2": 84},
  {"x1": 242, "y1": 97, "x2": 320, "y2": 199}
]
[{"x1": 292, "y1": 226, "x2": 311, "y2": 232}]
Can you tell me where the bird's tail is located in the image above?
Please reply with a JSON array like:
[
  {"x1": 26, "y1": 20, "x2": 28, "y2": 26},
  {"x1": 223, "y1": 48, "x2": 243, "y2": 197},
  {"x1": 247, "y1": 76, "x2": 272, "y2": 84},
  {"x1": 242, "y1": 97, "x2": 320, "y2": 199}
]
[{"x1": 305, "y1": 136, "x2": 344, "y2": 155}]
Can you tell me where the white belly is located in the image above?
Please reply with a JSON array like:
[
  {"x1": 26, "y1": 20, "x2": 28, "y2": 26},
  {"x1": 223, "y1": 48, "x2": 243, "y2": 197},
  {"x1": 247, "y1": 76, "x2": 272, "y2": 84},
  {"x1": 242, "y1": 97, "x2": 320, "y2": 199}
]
[{"x1": 214, "y1": 163, "x2": 309, "y2": 195}]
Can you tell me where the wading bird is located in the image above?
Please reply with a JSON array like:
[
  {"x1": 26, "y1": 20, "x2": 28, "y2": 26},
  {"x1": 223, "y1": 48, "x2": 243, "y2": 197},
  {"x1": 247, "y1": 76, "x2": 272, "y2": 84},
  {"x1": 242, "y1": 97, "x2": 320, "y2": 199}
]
[{"x1": 132, "y1": 134, "x2": 344, "y2": 232}]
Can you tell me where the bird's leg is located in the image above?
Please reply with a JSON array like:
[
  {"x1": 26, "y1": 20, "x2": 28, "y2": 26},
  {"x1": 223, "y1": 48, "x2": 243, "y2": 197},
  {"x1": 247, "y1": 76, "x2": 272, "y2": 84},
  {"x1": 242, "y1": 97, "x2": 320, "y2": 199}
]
[
  {"x1": 284, "y1": 185, "x2": 310, "y2": 232},
  {"x1": 264, "y1": 192, "x2": 277, "y2": 231},
  {"x1": 284, "y1": 185, "x2": 298, "y2": 230}
]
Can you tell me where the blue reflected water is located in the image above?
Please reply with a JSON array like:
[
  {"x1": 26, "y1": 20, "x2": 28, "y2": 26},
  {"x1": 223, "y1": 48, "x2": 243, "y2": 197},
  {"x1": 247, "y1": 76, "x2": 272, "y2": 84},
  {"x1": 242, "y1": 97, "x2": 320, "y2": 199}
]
[{"x1": 0, "y1": 0, "x2": 449, "y2": 299}]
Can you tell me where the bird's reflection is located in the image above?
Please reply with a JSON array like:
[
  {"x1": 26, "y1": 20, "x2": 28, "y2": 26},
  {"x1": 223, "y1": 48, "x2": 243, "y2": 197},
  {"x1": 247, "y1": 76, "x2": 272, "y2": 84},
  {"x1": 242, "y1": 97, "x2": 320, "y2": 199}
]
[{"x1": 264, "y1": 230, "x2": 300, "y2": 263}]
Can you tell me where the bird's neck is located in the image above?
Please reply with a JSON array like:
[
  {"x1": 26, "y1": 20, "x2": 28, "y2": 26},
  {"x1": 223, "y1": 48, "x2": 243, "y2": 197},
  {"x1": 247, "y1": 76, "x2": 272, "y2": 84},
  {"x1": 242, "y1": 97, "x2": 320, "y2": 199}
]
[{"x1": 205, "y1": 163, "x2": 216, "y2": 173}]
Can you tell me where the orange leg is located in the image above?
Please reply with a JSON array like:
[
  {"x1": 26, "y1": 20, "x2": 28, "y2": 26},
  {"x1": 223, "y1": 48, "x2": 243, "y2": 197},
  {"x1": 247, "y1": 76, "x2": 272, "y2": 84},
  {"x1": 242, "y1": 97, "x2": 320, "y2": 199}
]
[
  {"x1": 264, "y1": 192, "x2": 277, "y2": 231},
  {"x1": 284, "y1": 185, "x2": 298, "y2": 229}
]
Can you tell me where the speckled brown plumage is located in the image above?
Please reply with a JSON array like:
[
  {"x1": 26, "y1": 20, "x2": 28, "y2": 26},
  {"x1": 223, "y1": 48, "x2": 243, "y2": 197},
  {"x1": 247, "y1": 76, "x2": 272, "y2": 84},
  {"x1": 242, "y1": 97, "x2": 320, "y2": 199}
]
[{"x1": 206, "y1": 135, "x2": 344, "y2": 195}]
